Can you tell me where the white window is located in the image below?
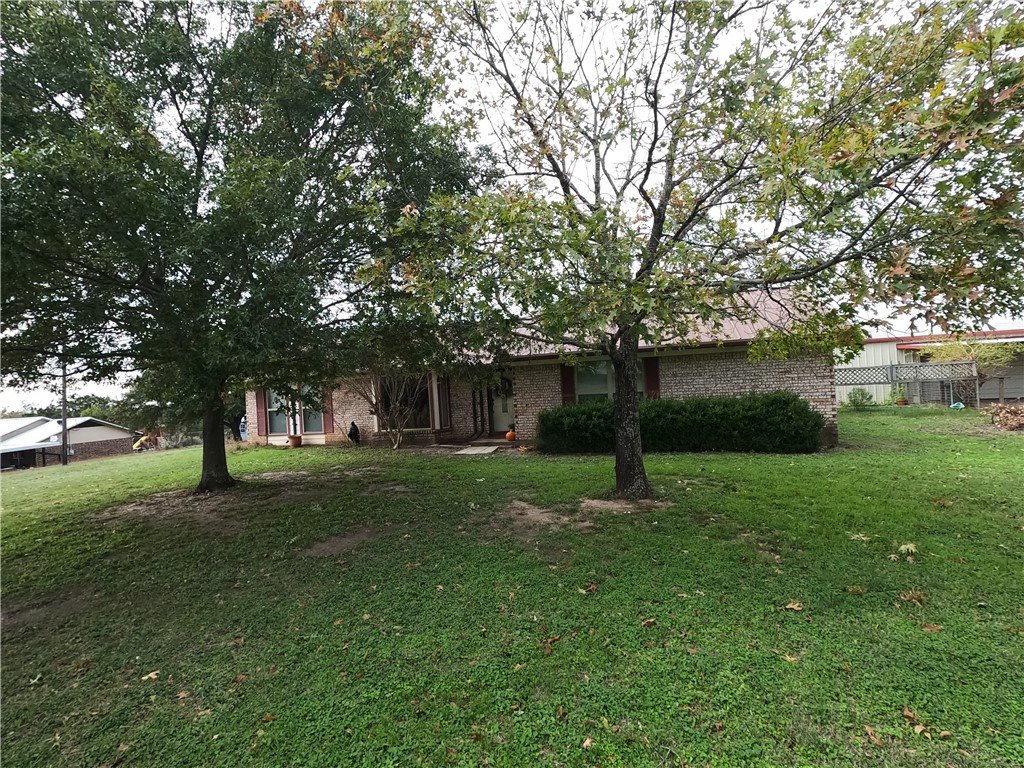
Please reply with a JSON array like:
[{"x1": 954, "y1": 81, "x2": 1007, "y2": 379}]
[
  {"x1": 576, "y1": 361, "x2": 645, "y2": 402},
  {"x1": 267, "y1": 387, "x2": 324, "y2": 435}
]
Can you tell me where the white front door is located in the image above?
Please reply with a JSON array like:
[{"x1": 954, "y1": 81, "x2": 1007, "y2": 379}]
[{"x1": 491, "y1": 377, "x2": 516, "y2": 435}]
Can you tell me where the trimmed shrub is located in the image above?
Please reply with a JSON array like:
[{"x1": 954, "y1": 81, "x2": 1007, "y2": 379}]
[
  {"x1": 535, "y1": 399, "x2": 615, "y2": 453},
  {"x1": 536, "y1": 391, "x2": 825, "y2": 454}
]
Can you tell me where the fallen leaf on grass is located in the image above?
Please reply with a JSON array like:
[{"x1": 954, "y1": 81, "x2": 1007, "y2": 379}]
[
  {"x1": 141, "y1": 671, "x2": 159, "y2": 681},
  {"x1": 119, "y1": 743, "x2": 130, "y2": 752},
  {"x1": 784, "y1": 602, "x2": 804, "y2": 611},
  {"x1": 783, "y1": 654, "x2": 800, "y2": 663},
  {"x1": 577, "y1": 583, "x2": 598, "y2": 594},
  {"x1": 641, "y1": 618, "x2": 656, "y2": 627},
  {"x1": 865, "y1": 725, "x2": 883, "y2": 746},
  {"x1": 234, "y1": 674, "x2": 249, "y2": 683},
  {"x1": 914, "y1": 724, "x2": 927, "y2": 735},
  {"x1": 902, "y1": 706, "x2": 918, "y2": 722},
  {"x1": 582, "y1": 737, "x2": 593, "y2": 749},
  {"x1": 848, "y1": 533, "x2": 871, "y2": 541},
  {"x1": 175, "y1": 691, "x2": 190, "y2": 700},
  {"x1": 921, "y1": 624, "x2": 943, "y2": 633},
  {"x1": 888, "y1": 554, "x2": 901, "y2": 561},
  {"x1": 898, "y1": 543, "x2": 918, "y2": 554},
  {"x1": 847, "y1": 585, "x2": 865, "y2": 595},
  {"x1": 939, "y1": 730, "x2": 952, "y2": 739},
  {"x1": 262, "y1": 715, "x2": 277, "y2": 722}
]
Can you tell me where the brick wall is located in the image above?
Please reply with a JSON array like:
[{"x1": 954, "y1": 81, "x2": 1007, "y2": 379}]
[
  {"x1": 659, "y1": 350, "x2": 837, "y2": 443},
  {"x1": 246, "y1": 376, "x2": 485, "y2": 447},
  {"x1": 512, "y1": 349, "x2": 837, "y2": 445},
  {"x1": 448, "y1": 378, "x2": 481, "y2": 441},
  {"x1": 512, "y1": 363, "x2": 564, "y2": 440},
  {"x1": 69, "y1": 437, "x2": 134, "y2": 461}
]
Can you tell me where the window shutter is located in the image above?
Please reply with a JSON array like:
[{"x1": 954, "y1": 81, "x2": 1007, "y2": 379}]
[
  {"x1": 643, "y1": 357, "x2": 661, "y2": 400},
  {"x1": 322, "y1": 390, "x2": 335, "y2": 434},
  {"x1": 560, "y1": 364, "x2": 576, "y2": 405},
  {"x1": 255, "y1": 389, "x2": 268, "y2": 436}
]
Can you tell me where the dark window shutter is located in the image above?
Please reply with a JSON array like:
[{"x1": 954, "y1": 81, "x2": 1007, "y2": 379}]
[
  {"x1": 643, "y1": 357, "x2": 661, "y2": 400},
  {"x1": 322, "y1": 390, "x2": 335, "y2": 434},
  {"x1": 255, "y1": 389, "x2": 268, "y2": 436},
  {"x1": 560, "y1": 364, "x2": 576, "y2": 405}
]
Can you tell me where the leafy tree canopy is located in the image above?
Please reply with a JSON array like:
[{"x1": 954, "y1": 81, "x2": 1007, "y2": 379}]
[
  {"x1": 402, "y1": 0, "x2": 1024, "y2": 497},
  {"x1": 2, "y1": 0, "x2": 476, "y2": 489}
]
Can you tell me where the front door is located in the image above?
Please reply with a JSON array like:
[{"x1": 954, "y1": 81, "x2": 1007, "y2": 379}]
[{"x1": 490, "y1": 376, "x2": 516, "y2": 435}]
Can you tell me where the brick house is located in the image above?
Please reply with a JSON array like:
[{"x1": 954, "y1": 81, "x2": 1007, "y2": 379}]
[
  {"x1": 0, "y1": 417, "x2": 135, "y2": 469},
  {"x1": 245, "y1": 318, "x2": 838, "y2": 448}
]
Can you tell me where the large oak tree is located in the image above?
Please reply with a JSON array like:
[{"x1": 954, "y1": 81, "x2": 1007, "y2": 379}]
[
  {"x1": 409, "y1": 0, "x2": 1024, "y2": 497},
  {"x1": 2, "y1": 0, "x2": 472, "y2": 490}
]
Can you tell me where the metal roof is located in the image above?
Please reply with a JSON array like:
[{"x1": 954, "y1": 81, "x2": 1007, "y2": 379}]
[{"x1": 0, "y1": 417, "x2": 132, "y2": 454}]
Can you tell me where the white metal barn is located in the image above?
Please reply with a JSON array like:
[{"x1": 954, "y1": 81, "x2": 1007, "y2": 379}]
[{"x1": 836, "y1": 329, "x2": 1024, "y2": 405}]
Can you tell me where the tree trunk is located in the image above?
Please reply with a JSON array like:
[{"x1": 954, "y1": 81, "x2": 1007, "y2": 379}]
[
  {"x1": 223, "y1": 412, "x2": 244, "y2": 442},
  {"x1": 197, "y1": 397, "x2": 235, "y2": 493},
  {"x1": 612, "y1": 329, "x2": 653, "y2": 499}
]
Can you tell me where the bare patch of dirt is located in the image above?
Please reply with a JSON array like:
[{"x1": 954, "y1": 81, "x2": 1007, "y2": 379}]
[
  {"x1": 361, "y1": 482, "x2": 413, "y2": 496},
  {"x1": 487, "y1": 499, "x2": 594, "y2": 545},
  {"x1": 580, "y1": 498, "x2": 670, "y2": 514},
  {"x1": 1, "y1": 588, "x2": 97, "y2": 630},
  {"x1": 332, "y1": 464, "x2": 385, "y2": 478},
  {"x1": 298, "y1": 526, "x2": 392, "y2": 557},
  {"x1": 92, "y1": 490, "x2": 245, "y2": 535},
  {"x1": 249, "y1": 470, "x2": 311, "y2": 481}
]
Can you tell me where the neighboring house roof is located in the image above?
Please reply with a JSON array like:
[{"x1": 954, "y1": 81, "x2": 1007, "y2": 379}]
[
  {"x1": 0, "y1": 417, "x2": 51, "y2": 442},
  {"x1": 0, "y1": 417, "x2": 132, "y2": 454},
  {"x1": 509, "y1": 292, "x2": 794, "y2": 361},
  {"x1": 865, "y1": 328, "x2": 1024, "y2": 347}
]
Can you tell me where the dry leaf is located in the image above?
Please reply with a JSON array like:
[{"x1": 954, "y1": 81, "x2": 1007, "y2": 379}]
[
  {"x1": 888, "y1": 554, "x2": 900, "y2": 561},
  {"x1": 234, "y1": 674, "x2": 249, "y2": 683},
  {"x1": 785, "y1": 602, "x2": 804, "y2": 611},
  {"x1": 898, "y1": 543, "x2": 918, "y2": 555},
  {"x1": 914, "y1": 724, "x2": 927, "y2": 735},
  {"x1": 865, "y1": 725, "x2": 883, "y2": 746},
  {"x1": 939, "y1": 730, "x2": 952, "y2": 739},
  {"x1": 262, "y1": 714, "x2": 277, "y2": 722},
  {"x1": 141, "y1": 670, "x2": 159, "y2": 681},
  {"x1": 902, "y1": 706, "x2": 918, "y2": 722},
  {"x1": 922, "y1": 624, "x2": 943, "y2": 633},
  {"x1": 641, "y1": 618, "x2": 656, "y2": 627},
  {"x1": 582, "y1": 736, "x2": 593, "y2": 749},
  {"x1": 119, "y1": 743, "x2": 130, "y2": 752},
  {"x1": 176, "y1": 691, "x2": 190, "y2": 700},
  {"x1": 783, "y1": 654, "x2": 799, "y2": 663}
]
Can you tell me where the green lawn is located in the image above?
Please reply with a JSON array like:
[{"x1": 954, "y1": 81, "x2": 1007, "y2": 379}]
[{"x1": 2, "y1": 409, "x2": 1022, "y2": 767}]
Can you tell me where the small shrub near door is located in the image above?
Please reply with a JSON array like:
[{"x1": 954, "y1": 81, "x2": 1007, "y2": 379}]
[{"x1": 536, "y1": 391, "x2": 826, "y2": 454}]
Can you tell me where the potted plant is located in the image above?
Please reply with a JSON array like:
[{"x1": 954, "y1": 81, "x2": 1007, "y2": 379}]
[{"x1": 892, "y1": 384, "x2": 909, "y2": 406}]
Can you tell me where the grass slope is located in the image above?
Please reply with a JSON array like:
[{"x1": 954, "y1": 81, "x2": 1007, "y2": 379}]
[{"x1": 1, "y1": 409, "x2": 1022, "y2": 767}]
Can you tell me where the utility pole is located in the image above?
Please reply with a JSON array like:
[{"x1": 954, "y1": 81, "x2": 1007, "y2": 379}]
[{"x1": 61, "y1": 356, "x2": 69, "y2": 466}]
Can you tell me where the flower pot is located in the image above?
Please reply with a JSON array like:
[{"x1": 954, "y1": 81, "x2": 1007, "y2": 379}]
[
  {"x1": 896, "y1": 399, "x2": 909, "y2": 406},
  {"x1": 287, "y1": 434, "x2": 303, "y2": 448}
]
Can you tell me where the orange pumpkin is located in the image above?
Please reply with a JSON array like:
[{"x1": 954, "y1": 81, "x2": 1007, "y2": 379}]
[{"x1": 505, "y1": 430, "x2": 516, "y2": 441}]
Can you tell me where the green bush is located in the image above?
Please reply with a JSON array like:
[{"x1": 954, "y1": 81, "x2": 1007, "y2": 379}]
[
  {"x1": 844, "y1": 388, "x2": 875, "y2": 410},
  {"x1": 536, "y1": 391, "x2": 825, "y2": 454},
  {"x1": 535, "y1": 399, "x2": 615, "y2": 453}
]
